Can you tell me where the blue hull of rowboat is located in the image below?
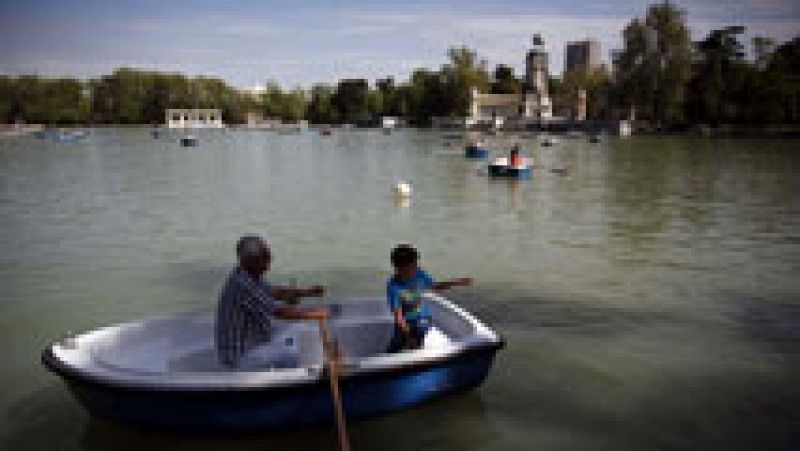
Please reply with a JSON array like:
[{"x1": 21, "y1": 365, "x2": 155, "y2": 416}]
[
  {"x1": 53, "y1": 133, "x2": 87, "y2": 143},
  {"x1": 464, "y1": 146, "x2": 489, "y2": 159},
  {"x1": 181, "y1": 137, "x2": 199, "y2": 147},
  {"x1": 33, "y1": 130, "x2": 59, "y2": 140},
  {"x1": 488, "y1": 164, "x2": 532, "y2": 179},
  {"x1": 41, "y1": 296, "x2": 503, "y2": 432},
  {"x1": 43, "y1": 345, "x2": 499, "y2": 431}
]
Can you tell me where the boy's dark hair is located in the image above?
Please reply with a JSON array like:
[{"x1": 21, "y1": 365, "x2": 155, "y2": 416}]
[{"x1": 391, "y1": 244, "x2": 418, "y2": 268}]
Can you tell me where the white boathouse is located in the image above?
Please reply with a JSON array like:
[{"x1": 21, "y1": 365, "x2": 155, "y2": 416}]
[{"x1": 166, "y1": 109, "x2": 224, "y2": 129}]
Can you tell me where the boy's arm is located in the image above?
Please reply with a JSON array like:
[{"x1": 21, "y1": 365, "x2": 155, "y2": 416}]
[
  {"x1": 387, "y1": 283, "x2": 408, "y2": 332},
  {"x1": 430, "y1": 277, "x2": 472, "y2": 292},
  {"x1": 393, "y1": 308, "x2": 409, "y2": 334}
]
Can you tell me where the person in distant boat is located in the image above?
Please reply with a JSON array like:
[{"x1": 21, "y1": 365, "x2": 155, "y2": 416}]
[
  {"x1": 215, "y1": 235, "x2": 329, "y2": 368},
  {"x1": 509, "y1": 144, "x2": 522, "y2": 167},
  {"x1": 387, "y1": 244, "x2": 473, "y2": 351}
]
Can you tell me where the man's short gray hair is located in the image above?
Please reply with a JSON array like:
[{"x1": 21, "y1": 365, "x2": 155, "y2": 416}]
[{"x1": 236, "y1": 235, "x2": 267, "y2": 265}]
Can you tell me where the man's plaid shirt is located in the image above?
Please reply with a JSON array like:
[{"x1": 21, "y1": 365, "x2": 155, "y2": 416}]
[{"x1": 215, "y1": 267, "x2": 276, "y2": 367}]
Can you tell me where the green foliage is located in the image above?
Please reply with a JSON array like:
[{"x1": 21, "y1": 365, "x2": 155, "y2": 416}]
[
  {"x1": 491, "y1": 65, "x2": 521, "y2": 94},
  {"x1": 87, "y1": 69, "x2": 248, "y2": 124},
  {"x1": 374, "y1": 46, "x2": 491, "y2": 126},
  {"x1": 307, "y1": 77, "x2": 405, "y2": 124},
  {"x1": 441, "y1": 46, "x2": 491, "y2": 116},
  {"x1": 686, "y1": 26, "x2": 747, "y2": 125},
  {"x1": 1, "y1": 8, "x2": 797, "y2": 129},
  {"x1": 762, "y1": 37, "x2": 800, "y2": 123},
  {"x1": 306, "y1": 84, "x2": 337, "y2": 124},
  {"x1": 405, "y1": 69, "x2": 445, "y2": 125},
  {"x1": 556, "y1": 66, "x2": 611, "y2": 119},
  {"x1": 258, "y1": 81, "x2": 306, "y2": 122},
  {"x1": 548, "y1": 76, "x2": 563, "y2": 104},
  {"x1": 333, "y1": 79, "x2": 370, "y2": 124},
  {"x1": 375, "y1": 77, "x2": 406, "y2": 117},
  {"x1": 0, "y1": 75, "x2": 86, "y2": 124},
  {"x1": 752, "y1": 36, "x2": 775, "y2": 69},
  {"x1": 609, "y1": 1, "x2": 798, "y2": 127},
  {"x1": 615, "y1": 1, "x2": 693, "y2": 125},
  {"x1": 683, "y1": 31, "x2": 799, "y2": 125}
]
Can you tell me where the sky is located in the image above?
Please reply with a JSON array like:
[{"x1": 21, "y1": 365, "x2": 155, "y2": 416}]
[{"x1": 1, "y1": 0, "x2": 798, "y2": 89}]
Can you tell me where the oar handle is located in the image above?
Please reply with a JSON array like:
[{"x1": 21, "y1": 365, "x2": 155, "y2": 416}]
[
  {"x1": 318, "y1": 318, "x2": 350, "y2": 451},
  {"x1": 318, "y1": 319, "x2": 336, "y2": 356}
]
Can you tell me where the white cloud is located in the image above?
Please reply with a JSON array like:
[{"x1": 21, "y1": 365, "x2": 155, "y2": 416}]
[
  {"x1": 1, "y1": 2, "x2": 797, "y2": 87},
  {"x1": 333, "y1": 12, "x2": 633, "y2": 75},
  {"x1": 124, "y1": 15, "x2": 284, "y2": 37}
]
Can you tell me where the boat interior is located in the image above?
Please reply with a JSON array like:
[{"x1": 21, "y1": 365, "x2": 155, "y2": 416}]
[
  {"x1": 84, "y1": 296, "x2": 485, "y2": 376},
  {"x1": 491, "y1": 156, "x2": 533, "y2": 167}
]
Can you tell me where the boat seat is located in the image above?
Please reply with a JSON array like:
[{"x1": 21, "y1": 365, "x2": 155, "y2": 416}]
[
  {"x1": 166, "y1": 315, "x2": 396, "y2": 372},
  {"x1": 328, "y1": 316, "x2": 395, "y2": 359},
  {"x1": 168, "y1": 348, "x2": 225, "y2": 372},
  {"x1": 90, "y1": 302, "x2": 412, "y2": 374}
]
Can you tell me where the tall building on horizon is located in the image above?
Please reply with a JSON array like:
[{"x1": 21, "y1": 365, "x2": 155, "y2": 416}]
[
  {"x1": 459, "y1": 34, "x2": 552, "y2": 128},
  {"x1": 525, "y1": 34, "x2": 549, "y2": 98},
  {"x1": 565, "y1": 40, "x2": 601, "y2": 72}
]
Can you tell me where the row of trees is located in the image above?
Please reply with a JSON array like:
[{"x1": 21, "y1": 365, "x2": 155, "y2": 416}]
[
  {"x1": 1, "y1": 2, "x2": 797, "y2": 127},
  {"x1": 0, "y1": 76, "x2": 88, "y2": 124},
  {"x1": 0, "y1": 69, "x2": 259, "y2": 125},
  {"x1": 0, "y1": 46, "x2": 494, "y2": 126},
  {"x1": 612, "y1": 2, "x2": 799, "y2": 126},
  {"x1": 307, "y1": 47, "x2": 490, "y2": 125}
]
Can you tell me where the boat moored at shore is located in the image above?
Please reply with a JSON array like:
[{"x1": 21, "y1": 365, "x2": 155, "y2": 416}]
[
  {"x1": 180, "y1": 135, "x2": 199, "y2": 147},
  {"x1": 32, "y1": 129, "x2": 89, "y2": 142},
  {"x1": 541, "y1": 135, "x2": 558, "y2": 147},
  {"x1": 465, "y1": 144, "x2": 490, "y2": 159}
]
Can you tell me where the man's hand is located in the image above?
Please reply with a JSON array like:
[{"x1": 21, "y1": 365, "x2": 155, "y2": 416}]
[
  {"x1": 271, "y1": 284, "x2": 326, "y2": 302},
  {"x1": 307, "y1": 308, "x2": 329, "y2": 321},
  {"x1": 455, "y1": 277, "x2": 473, "y2": 287}
]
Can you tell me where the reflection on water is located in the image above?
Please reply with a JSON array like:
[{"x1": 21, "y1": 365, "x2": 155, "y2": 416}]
[
  {"x1": 0, "y1": 129, "x2": 798, "y2": 449},
  {"x1": 393, "y1": 196, "x2": 411, "y2": 209},
  {"x1": 74, "y1": 392, "x2": 490, "y2": 451}
]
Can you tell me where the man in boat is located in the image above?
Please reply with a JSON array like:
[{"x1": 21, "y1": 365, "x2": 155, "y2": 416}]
[
  {"x1": 216, "y1": 235, "x2": 329, "y2": 368},
  {"x1": 387, "y1": 244, "x2": 473, "y2": 351}
]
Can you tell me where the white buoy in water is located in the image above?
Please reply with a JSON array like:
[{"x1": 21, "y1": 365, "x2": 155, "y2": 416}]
[{"x1": 393, "y1": 181, "x2": 412, "y2": 198}]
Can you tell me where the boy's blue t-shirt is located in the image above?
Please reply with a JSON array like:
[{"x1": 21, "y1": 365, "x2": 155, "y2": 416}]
[{"x1": 387, "y1": 269, "x2": 434, "y2": 322}]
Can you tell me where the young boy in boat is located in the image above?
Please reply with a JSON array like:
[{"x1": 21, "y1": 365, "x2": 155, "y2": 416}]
[{"x1": 387, "y1": 244, "x2": 472, "y2": 351}]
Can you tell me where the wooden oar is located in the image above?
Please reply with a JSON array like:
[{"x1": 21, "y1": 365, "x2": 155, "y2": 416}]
[{"x1": 318, "y1": 318, "x2": 351, "y2": 451}]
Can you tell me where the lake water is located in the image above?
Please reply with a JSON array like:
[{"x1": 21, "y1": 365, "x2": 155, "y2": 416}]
[{"x1": 0, "y1": 128, "x2": 798, "y2": 450}]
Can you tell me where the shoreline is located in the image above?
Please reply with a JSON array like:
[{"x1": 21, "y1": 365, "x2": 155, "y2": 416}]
[{"x1": 4, "y1": 123, "x2": 800, "y2": 140}]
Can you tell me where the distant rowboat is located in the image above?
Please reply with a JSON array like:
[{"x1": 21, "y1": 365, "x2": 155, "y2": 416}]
[
  {"x1": 541, "y1": 136, "x2": 559, "y2": 147},
  {"x1": 33, "y1": 130, "x2": 56, "y2": 139},
  {"x1": 488, "y1": 156, "x2": 533, "y2": 179},
  {"x1": 181, "y1": 135, "x2": 199, "y2": 147},
  {"x1": 464, "y1": 145, "x2": 490, "y2": 159},
  {"x1": 34, "y1": 129, "x2": 89, "y2": 142}
]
